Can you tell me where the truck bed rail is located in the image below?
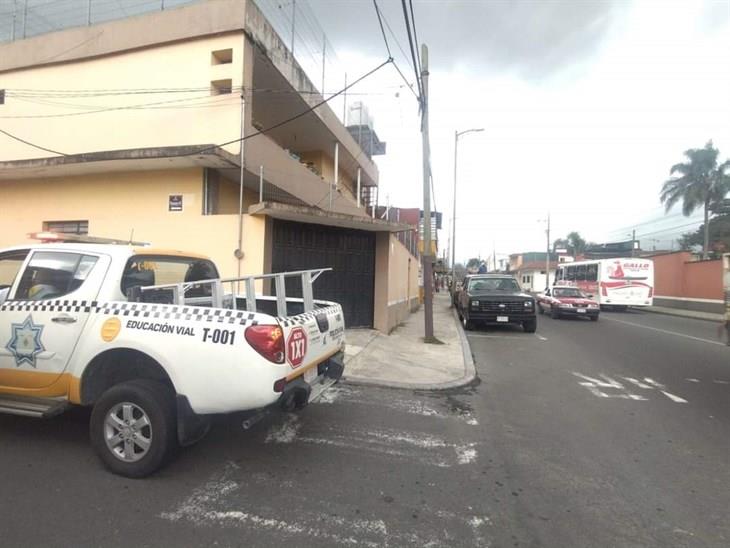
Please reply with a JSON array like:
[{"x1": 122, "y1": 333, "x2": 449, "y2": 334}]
[{"x1": 129, "y1": 268, "x2": 332, "y2": 317}]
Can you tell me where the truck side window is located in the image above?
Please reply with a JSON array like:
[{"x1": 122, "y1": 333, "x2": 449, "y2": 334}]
[
  {"x1": 14, "y1": 252, "x2": 98, "y2": 301},
  {"x1": 0, "y1": 250, "x2": 29, "y2": 290},
  {"x1": 0, "y1": 250, "x2": 29, "y2": 305}
]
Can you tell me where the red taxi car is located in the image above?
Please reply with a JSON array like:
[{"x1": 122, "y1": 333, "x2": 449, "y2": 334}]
[{"x1": 537, "y1": 286, "x2": 599, "y2": 321}]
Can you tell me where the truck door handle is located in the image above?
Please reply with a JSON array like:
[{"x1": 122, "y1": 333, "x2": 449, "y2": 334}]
[{"x1": 52, "y1": 314, "x2": 77, "y2": 324}]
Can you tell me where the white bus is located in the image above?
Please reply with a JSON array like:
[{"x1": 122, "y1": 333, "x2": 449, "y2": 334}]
[{"x1": 554, "y1": 258, "x2": 654, "y2": 310}]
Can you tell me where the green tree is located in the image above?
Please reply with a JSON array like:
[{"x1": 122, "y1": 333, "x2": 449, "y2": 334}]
[
  {"x1": 679, "y1": 213, "x2": 730, "y2": 255},
  {"x1": 566, "y1": 232, "x2": 586, "y2": 257},
  {"x1": 466, "y1": 258, "x2": 480, "y2": 270},
  {"x1": 553, "y1": 233, "x2": 587, "y2": 257},
  {"x1": 660, "y1": 141, "x2": 730, "y2": 259}
]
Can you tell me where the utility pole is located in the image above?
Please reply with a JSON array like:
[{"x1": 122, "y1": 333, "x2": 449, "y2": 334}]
[
  {"x1": 632, "y1": 228, "x2": 636, "y2": 258},
  {"x1": 545, "y1": 213, "x2": 551, "y2": 289},
  {"x1": 421, "y1": 44, "x2": 435, "y2": 342},
  {"x1": 451, "y1": 127, "x2": 483, "y2": 304}
]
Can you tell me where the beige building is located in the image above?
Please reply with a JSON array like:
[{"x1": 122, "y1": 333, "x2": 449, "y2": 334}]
[{"x1": 0, "y1": 0, "x2": 418, "y2": 331}]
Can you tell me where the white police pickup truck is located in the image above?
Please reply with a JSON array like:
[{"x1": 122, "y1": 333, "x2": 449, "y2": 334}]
[{"x1": 0, "y1": 236, "x2": 345, "y2": 477}]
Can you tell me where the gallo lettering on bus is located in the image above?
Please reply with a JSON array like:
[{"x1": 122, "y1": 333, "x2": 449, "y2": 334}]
[{"x1": 286, "y1": 327, "x2": 308, "y2": 368}]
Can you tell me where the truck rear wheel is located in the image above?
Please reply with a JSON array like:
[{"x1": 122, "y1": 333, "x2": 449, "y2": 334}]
[{"x1": 90, "y1": 380, "x2": 177, "y2": 478}]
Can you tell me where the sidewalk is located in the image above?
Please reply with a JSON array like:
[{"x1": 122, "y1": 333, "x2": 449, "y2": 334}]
[
  {"x1": 343, "y1": 292, "x2": 476, "y2": 390},
  {"x1": 644, "y1": 305, "x2": 724, "y2": 322}
]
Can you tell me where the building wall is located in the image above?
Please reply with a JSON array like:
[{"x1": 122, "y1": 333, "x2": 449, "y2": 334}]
[
  {"x1": 297, "y1": 150, "x2": 357, "y2": 201},
  {"x1": 0, "y1": 33, "x2": 246, "y2": 161},
  {"x1": 387, "y1": 235, "x2": 420, "y2": 328},
  {"x1": 649, "y1": 252, "x2": 723, "y2": 313},
  {"x1": 0, "y1": 168, "x2": 266, "y2": 277},
  {"x1": 652, "y1": 252, "x2": 690, "y2": 297},
  {"x1": 372, "y1": 232, "x2": 419, "y2": 333},
  {"x1": 518, "y1": 269, "x2": 554, "y2": 293}
]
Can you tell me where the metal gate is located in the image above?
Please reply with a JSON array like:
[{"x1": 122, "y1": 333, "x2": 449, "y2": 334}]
[{"x1": 271, "y1": 220, "x2": 375, "y2": 328}]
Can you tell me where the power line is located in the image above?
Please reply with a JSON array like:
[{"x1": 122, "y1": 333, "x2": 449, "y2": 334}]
[
  {"x1": 372, "y1": 0, "x2": 418, "y2": 100},
  {"x1": 408, "y1": 0, "x2": 422, "y2": 74},
  {"x1": 400, "y1": 0, "x2": 423, "y2": 102},
  {"x1": 372, "y1": 0, "x2": 392, "y2": 59},
  {"x1": 176, "y1": 58, "x2": 392, "y2": 157},
  {"x1": 0, "y1": 59, "x2": 391, "y2": 159},
  {"x1": 0, "y1": 127, "x2": 70, "y2": 156}
]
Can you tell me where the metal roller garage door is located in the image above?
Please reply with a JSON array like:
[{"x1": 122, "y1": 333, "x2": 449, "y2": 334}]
[{"x1": 271, "y1": 220, "x2": 375, "y2": 328}]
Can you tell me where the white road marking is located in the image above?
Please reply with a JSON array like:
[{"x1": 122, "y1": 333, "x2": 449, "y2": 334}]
[
  {"x1": 643, "y1": 377, "x2": 688, "y2": 403},
  {"x1": 713, "y1": 380, "x2": 729, "y2": 385},
  {"x1": 313, "y1": 385, "x2": 479, "y2": 425},
  {"x1": 685, "y1": 378, "x2": 701, "y2": 383},
  {"x1": 265, "y1": 422, "x2": 477, "y2": 468},
  {"x1": 573, "y1": 373, "x2": 688, "y2": 403},
  {"x1": 162, "y1": 462, "x2": 491, "y2": 546},
  {"x1": 660, "y1": 391, "x2": 688, "y2": 403},
  {"x1": 573, "y1": 372, "x2": 647, "y2": 400},
  {"x1": 622, "y1": 377, "x2": 655, "y2": 389},
  {"x1": 536, "y1": 334, "x2": 548, "y2": 341},
  {"x1": 602, "y1": 317, "x2": 727, "y2": 347},
  {"x1": 264, "y1": 414, "x2": 300, "y2": 443}
]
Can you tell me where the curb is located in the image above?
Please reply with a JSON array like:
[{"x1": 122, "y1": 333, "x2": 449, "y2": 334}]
[
  {"x1": 641, "y1": 307, "x2": 723, "y2": 323},
  {"x1": 342, "y1": 306, "x2": 478, "y2": 391}
]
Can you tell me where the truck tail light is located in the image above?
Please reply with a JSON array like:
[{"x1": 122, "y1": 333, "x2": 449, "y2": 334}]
[{"x1": 245, "y1": 325, "x2": 285, "y2": 364}]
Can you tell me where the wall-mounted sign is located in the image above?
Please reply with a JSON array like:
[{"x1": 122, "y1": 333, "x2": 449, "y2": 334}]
[{"x1": 169, "y1": 194, "x2": 183, "y2": 212}]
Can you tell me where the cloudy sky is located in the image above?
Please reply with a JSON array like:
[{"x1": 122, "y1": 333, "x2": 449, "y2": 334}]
[{"x1": 291, "y1": 0, "x2": 730, "y2": 263}]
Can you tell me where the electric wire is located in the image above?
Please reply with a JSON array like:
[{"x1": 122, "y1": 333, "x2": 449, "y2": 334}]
[
  {"x1": 400, "y1": 0, "x2": 423, "y2": 102},
  {"x1": 372, "y1": 0, "x2": 418, "y2": 100},
  {"x1": 173, "y1": 58, "x2": 393, "y2": 157},
  {"x1": 0, "y1": 59, "x2": 392, "y2": 158},
  {"x1": 0, "y1": 127, "x2": 69, "y2": 156},
  {"x1": 372, "y1": 0, "x2": 392, "y2": 59},
  {"x1": 408, "y1": 0, "x2": 422, "y2": 74}
]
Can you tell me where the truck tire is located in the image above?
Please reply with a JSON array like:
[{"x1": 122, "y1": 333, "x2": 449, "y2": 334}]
[
  {"x1": 590, "y1": 315, "x2": 599, "y2": 322},
  {"x1": 538, "y1": 303, "x2": 544, "y2": 315},
  {"x1": 523, "y1": 319, "x2": 537, "y2": 333},
  {"x1": 90, "y1": 380, "x2": 177, "y2": 478},
  {"x1": 550, "y1": 306, "x2": 560, "y2": 319},
  {"x1": 462, "y1": 314, "x2": 474, "y2": 331}
]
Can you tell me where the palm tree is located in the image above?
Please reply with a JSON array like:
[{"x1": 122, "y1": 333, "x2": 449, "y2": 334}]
[{"x1": 660, "y1": 141, "x2": 730, "y2": 259}]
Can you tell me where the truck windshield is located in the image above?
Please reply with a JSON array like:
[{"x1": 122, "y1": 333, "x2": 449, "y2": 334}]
[{"x1": 468, "y1": 278, "x2": 520, "y2": 292}]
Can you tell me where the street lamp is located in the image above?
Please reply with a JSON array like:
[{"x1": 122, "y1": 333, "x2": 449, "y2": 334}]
[{"x1": 451, "y1": 127, "x2": 484, "y2": 303}]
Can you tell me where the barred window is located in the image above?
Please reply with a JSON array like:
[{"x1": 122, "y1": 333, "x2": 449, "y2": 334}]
[{"x1": 43, "y1": 220, "x2": 89, "y2": 235}]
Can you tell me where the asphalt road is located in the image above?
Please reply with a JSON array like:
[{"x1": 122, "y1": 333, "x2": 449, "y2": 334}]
[{"x1": 0, "y1": 309, "x2": 728, "y2": 547}]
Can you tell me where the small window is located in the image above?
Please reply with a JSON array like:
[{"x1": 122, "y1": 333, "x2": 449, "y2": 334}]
[
  {"x1": 211, "y1": 79, "x2": 233, "y2": 96},
  {"x1": 15, "y1": 252, "x2": 98, "y2": 301},
  {"x1": 566, "y1": 266, "x2": 576, "y2": 281},
  {"x1": 43, "y1": 220, "x2": 88, "y2": 235},
  {"x1": 577, "y1": 264, "x2": 587, "y2": 282},
  {"x1": 211, "y1": 48, "x2": 233, "y2": 65},
  {"x1": 0, "y1": 89, "x2": 5, "y2": 105}
]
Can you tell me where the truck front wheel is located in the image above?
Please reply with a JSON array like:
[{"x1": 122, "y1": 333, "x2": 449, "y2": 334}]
[
  {"x1": 90, "y1": 380, "x2": 177, "y2": 478},
  {"x1": 523, "y1": 319, "x2": 537, "y2": 333}
]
